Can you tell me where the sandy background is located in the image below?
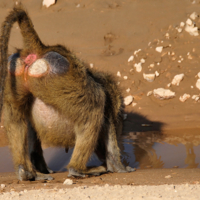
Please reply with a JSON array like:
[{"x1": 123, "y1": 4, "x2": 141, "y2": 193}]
[{"x1": 1, "y1": 0, "x2": 200, "y2": 199}]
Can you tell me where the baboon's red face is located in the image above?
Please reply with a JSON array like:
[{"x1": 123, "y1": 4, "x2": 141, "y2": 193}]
[{"x1": 8, "y1": 51, "x2": 70, "y2": 82}]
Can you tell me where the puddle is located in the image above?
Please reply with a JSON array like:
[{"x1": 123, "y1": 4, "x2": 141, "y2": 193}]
[{"x1": 1, "y1": 131, "x2": 200, "y2": 172}]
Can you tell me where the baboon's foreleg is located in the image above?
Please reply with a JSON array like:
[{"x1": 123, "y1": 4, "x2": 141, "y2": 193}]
[
  {"x1": 27, "y1": 122, "x2": 53, "y2": 174},
  {"x1": 106, "y1": 119, "x2": 135, "y2": 173}
]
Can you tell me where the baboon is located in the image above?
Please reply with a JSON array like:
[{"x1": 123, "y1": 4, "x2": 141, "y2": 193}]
[{"x1": 0, "y1": 5, "x2": 135, "y2": 181}]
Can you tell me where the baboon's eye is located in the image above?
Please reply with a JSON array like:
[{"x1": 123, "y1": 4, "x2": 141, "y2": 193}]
[
  {"x1": 8, "y1": 53, "x2": 24, "y2": 76},
  {"x1": 28, "y1": 59, "x2": 48, "y2": 77},
  {"x1": 43, "y1": 51, "x2": 69, "y2": 74}
]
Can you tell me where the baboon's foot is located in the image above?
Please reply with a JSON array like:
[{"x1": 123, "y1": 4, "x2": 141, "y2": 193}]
[
  {"x1": 68, "y1": 168, "x2": 86, "y2": 178},
  {"x1": 18, "y1": 165, "x2": 54, "y2": 181},
  {"x1": 107, "y1": 160, "x2": 136, "y2": 173},
  {"x1": 68, "y1": 166, "x2": 107, "y2": 178},
  {"x1": 35, "y1": 172, "x2": 54, "y2": 181},
  {"x1": 18, "y1": 165, "x2": 36, "y2": 181}
]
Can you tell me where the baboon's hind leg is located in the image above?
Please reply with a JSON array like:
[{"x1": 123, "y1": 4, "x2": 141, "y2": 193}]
[
  {"x1": 27, "y1": 122, "x2": 53, "y2": 174},
  {"x1": 3, "y1": 102, "x2": 53, "y2": 181},
  {"x1": 106, "y1": 119, "x2": 136, "y2": 173}
]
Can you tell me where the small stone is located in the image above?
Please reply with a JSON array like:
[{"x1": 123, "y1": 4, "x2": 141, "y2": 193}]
[
  {"x1": 149, "y1": 64, "x2": 154, "y2": 68},
  {"x1": 155, "y1": 71, "x2": 159, "y2": 77},
  {"x1": 147, "y1": 91, "x2": 153, "y2": 96},
  {"x1": 196, "y1": 79, "x2": 200, "y2": 90},
  {"x1": 171, "y1": 74, "x2": 184, "y2": 86},
  {"x1": 192, "y1": 95, "x2": 200, "y2": 101},
  {"x1": 165, "y1": 175, "x2": 172, "y2": 179},
  {"x1": 134, "y1": 49, "x2": 141, "y2": 55},
  {"x1": 179, "y1": 94, "x2": 190, "y2": 102},
  {"x1": 165, "y1": 33, "x2": 169, "y2": 39},
  {"x1": 167, "y1": 83, "x2": 171, "y2": 87},
  {"x1": 177, "y1": 28, "x2": 183, "y2": 33},
  {"x1": 180, "y1": 22, "x2": 185, "y2": 27},
  {"x1": 132, "y1": 102, "x2": 137, "y2": 107},
  {"x1": 155, "y1": 46, "x2": 163, "y2": 53},
  {"x1": 124, "y1": 95, "x2": 133, "y2": 105},
  {"x1": 124, "y1": 76, "x2": 128, "y2": 80},
  {"x1": 42, "y1": 0, "x2": 56, "y2": 7},
  {"x1": 63, "y1": 179, "x2": 73, "y2": 185},
  {"x1": 140, "y1": 58, "x2": 145, "y2": 63},
  {"x1": 190, "y1": 12, "x2": 198, "y2": 20},
  {"x1": 128, "y1": 55, "x2": 134, "y2": 62},
  {"x1": 197, "y1": 72, "x2": 200, "y2": 78},
  {"x1": 1, "y1": 184, "x2": 5, "y2": 189},
  {"x1": 126, "y1": 88, "x2": 130, "y2": 93},
  {"x1": 117, "y1": 71, "x2": 121, "y2": 77},
  {"x1": 90, "y1": 63, "x2": 94, "y2": 68},
  {"x1": 186, "y1": 18, "x2": 193, "y2": 26},
  {"x1": 185, "y1": 24, "x2": 199, "y2": 36},
  {"x1": 153, "y1": 88, "x2": 175, "y2": 100},
  {"x1": 134, "y1": 63, "x2": 142, "y2": 72},
  {"x1": 143, "y1": 73, "x2": 156, "y2": 82}
]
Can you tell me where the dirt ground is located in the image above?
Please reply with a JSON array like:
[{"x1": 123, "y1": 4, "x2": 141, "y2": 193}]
[{"x1": 1, "y1": 0, "x2": 200, "y2": 199}]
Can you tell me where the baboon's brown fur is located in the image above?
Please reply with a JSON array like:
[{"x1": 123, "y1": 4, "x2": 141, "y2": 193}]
[{"x1": 0, "y1": 5, "x2": 135, "y2": 181}]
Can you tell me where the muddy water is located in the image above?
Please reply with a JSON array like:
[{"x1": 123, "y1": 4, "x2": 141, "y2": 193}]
[{"x1": 1, "y1": 131, "x2": 200, "y2": 172}]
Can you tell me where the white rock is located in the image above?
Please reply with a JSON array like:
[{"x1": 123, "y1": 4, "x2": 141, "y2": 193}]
[
  {"x1": 1, "y1": 184, "x2": 5, "y2": 189},
  {"x1": 179, "y1": 94, "x2": 191, "y2": 102},
  {"x1": 165, "y1": 175, "x2": 172, "y2": 179},
  {"x1": 185, "y1": 24, "x2": 199, "y2": 36},
  {"x1": 165, "y1": 33, "x2": 169, "y2": 39},
  {"x1": 63, "y1": 179, "x2": 73, "y2": 185},
  {"x1": 126, "y1": 88, "x2": 130, "y2": 93},
  {"x1": 90, "y1": 63, "x2": 94, "y2": 68},
  {"x1": 171, "y1": 74, "x2": 184, "y2": 86},
  {"x1": 195, "y1": 96, "x2": 200, "y2": 101},
  {"x1": 124, "y1": 95, "x2": 133, "y2": 105},
  {"x1": 197, "y1": 72, "x2": 200, "y2": 78},
  {"x1": 147, "y1": 91, "x2": 153, "y2": 96},
  {"x1": 134, "y1": 49, "x2": 141, "y2": 55},
  {"x1": 42, "y1": 0, "x2": 56, "y2": 7},
  {"x1": 140, "y1": 58, "x2": 145, "y2": 63},
  {"x1": 196, "y1": 79, "x2": 200, "y2": 90},
  {"x1": 177, "y1": 28, "x2": 183, "y2": 33},
  {"x1": 180, "y1": 22, "x2": 185, "y2": 27},
  {"x1": 155, "y1": 71, "x2": 159, "y2": 77},
  {"x1": 155, "y1": 46, "x2": 163, "y2": 53},
  {"x1": 149, "y1": 63, "x2": 154, "y2": 68},
  {"x1": 192, "y1": 95, "x2": 200, "y2": 101},
  {"x1": 123, "y1": 76, "x2": 128, "y2": 80},
  {"x1": 117, "y1": 71, "x2": 121, "y2": 77},
  {"x1": 128, "y1": 55, "x2": 134, "y2": 62},
  {"x1": 134, "y1": 63, "x2": 142, "y2": 72},
  {"x1": 132, "y1": 102, "x2": 137, "y2": 107},
  {"x1": 143, "y1": 73, "x2": 155, "y2": 82},
  {"x1": 190, "y1": 12, "x2": 198, "y2": 20},
  {"x1": 167, "y1": 83, "x2": 171, "y2": 87},
  {"x1": 153, "y1": 88, "x2": 175, "y2": 100},
  {"x1": 186, "y1": 18, "x2": 193, "y2": 26}
]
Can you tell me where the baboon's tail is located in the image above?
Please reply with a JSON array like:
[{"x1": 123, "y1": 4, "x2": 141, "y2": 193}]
[{"x1": 0, "y1": 4, "x2": 44, "y2": 118}]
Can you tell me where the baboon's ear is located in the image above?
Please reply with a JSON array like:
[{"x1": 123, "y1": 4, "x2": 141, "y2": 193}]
[{"x1": 8, "y1": 53, "x2": 25, "y2": 76}]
